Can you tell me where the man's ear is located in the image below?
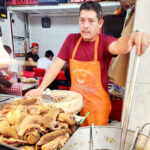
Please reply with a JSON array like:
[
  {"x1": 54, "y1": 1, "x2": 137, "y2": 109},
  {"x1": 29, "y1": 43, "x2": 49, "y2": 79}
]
[{"x1": 99, "y1": 18, "x2": 104, "y2": 28}]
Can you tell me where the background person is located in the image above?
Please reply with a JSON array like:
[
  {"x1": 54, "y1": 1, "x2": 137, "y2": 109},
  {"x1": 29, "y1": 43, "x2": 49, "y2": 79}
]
[
  {"x1": 3, "y1": 45, "x2": 18, "y2": 81},
  {"x1": 25, "y1": 42, "x2": 39, "y2": 71},
  {"x1": 25, "y1": 1, "x2": 150, "y2": 126},
  {"x1": 37, "y1": 50, "x2": 54, "y2": 71},
  {"x1": 0, "y1": 71, "x2": 12, "y2": 94}
]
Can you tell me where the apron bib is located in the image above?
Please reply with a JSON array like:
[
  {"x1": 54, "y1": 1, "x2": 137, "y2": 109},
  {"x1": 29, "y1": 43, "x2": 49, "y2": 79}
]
[{"x1": 70, "y1": 35, "x2": 111, "y2": 126}]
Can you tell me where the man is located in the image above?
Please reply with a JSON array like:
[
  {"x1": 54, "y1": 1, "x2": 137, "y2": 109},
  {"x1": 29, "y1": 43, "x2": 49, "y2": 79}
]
[
  {"x1": 37, "y1": 50, "x2": 54, "y2": 71},
  {"x1": 25, "y1": 42, "x2": 39, "y2": 71},
  {"x1": 25, "y1": 1, "x2": 150, "y2": 126}
]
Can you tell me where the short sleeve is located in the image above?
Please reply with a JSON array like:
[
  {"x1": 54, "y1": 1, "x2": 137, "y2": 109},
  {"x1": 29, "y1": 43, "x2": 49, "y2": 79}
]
[
  {"x1": 25, "y1": 53, "x2": 30, "y2": 61},
  {"x1": 103, "y1": 35, "x2": 117, "y2": 56},
  {"x1": 57, "y1": 34, "x2": 72, "y2": 61}
]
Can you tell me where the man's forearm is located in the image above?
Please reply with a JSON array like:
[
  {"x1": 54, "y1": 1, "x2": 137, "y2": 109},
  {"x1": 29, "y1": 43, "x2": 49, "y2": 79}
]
[
  {"x1": 26, "y1": 58, "x2": 37, "y2": 67},
  {"x1": 109, "y1": 32, "x2": 150, "y2": 56},
  {"x1": 109, "y1": 36, "x2": 130, "y2": 55},
  {"x1": 29, "y1": 61, "x2": 37, "y2": 67}
]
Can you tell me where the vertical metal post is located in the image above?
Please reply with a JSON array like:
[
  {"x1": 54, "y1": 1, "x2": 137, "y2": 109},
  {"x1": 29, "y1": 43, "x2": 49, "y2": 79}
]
[{"x1": 120, "y1": 55, "x2": 140, "y2": 150}]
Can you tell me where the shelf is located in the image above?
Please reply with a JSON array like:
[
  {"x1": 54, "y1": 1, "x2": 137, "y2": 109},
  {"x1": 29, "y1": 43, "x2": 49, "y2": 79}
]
[{"x1": 7, "y1": 1, "x2": 120, "y2": 16}]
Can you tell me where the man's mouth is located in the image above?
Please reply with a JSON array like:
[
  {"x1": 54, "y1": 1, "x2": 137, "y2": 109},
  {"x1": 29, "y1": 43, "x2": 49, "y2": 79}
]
[{"x1": 82, "y1": 31, "x2": 90, "y2": 34}]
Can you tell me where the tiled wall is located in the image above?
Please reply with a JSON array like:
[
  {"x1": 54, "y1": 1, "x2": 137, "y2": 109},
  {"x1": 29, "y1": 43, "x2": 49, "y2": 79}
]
[{"x1": 29, "y1": 15, "x2": 79, "y2": 59}]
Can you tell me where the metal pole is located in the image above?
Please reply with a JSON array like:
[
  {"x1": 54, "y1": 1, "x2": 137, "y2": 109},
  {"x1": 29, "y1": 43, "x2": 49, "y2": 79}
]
[{"x1": 120, "y1": 55, "x2": 140, "y2": 150}]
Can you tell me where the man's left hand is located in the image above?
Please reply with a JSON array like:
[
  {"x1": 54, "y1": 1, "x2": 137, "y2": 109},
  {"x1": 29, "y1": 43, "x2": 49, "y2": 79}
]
[{"x1": 128, "y1": 32, "x2": 150, "y2": 56}]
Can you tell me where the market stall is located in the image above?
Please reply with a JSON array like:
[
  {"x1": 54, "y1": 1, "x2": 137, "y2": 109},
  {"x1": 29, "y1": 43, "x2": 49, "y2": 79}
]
[{"x1": 0, "y1": 0, "x2": 150, "y2": 150}]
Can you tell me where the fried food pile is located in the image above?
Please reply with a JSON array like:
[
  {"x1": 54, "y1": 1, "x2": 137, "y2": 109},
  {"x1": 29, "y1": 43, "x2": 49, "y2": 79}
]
[
  {"x1": 0, "y1": 97, "x2": 78, "y2": 150},
  {"x1": 20, "y1": 77, "x2": 36, "y2": 83}
]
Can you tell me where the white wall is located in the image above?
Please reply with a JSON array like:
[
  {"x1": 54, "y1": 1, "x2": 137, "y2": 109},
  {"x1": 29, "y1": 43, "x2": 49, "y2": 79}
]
[
  {"x1": 11, "y1": 12, "x2": 25, "y2": 37},
  {"x1": 0, "y1": 12, "x2": 26, "y2": 60},
  {"x1": 0, "y1": 12, "x2": 12, "y2": 48},
  {"x1": 1, "y1": 12, "x2": 79, "y2": 60},
  {"x1": 0, "y1": 12, "x2": 25, "y2": 46},
  {"x1": 29, "y1": 15, "x2": 79, "y2": 59}
]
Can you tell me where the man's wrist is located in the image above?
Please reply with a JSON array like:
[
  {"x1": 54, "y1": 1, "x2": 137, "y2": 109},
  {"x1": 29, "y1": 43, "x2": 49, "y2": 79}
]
[{"x1": 38, "y1": 86, "x2": 45, "y2": 91}]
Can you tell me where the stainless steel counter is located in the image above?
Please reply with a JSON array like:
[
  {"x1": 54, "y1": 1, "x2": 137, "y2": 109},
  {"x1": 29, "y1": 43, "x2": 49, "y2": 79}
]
[{"x1": 0, "y1": 94, "x2": 21, "y2": 104}]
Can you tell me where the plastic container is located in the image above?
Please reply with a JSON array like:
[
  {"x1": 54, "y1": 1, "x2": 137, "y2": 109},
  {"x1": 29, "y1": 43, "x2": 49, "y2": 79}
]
[
  {"x1": 7, "y1": 0, "x2": 17, "y2": 6},
  {"x1": 16, "y1": 0, "x2": 29, "y2": 5}
]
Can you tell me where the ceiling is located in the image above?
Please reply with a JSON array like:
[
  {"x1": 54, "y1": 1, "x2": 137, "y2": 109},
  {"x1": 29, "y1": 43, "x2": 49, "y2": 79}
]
[{"x1": 7, "y1": 2, "x2": 120, "y2": 16}]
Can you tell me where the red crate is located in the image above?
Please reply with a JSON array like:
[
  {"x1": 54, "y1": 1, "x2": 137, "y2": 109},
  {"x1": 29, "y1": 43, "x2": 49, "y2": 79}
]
[
  {"x1": 16, "y1": 0, "x2": 29, "y2": 5},
  {"x1": 110, "y1": 99, "x2": 123, "y2": 122},
  {"x1": 7, "y1": 0, "x2": 17, "y2": 6},
  {"x1": 28, "y1": 0, "x2": 39, "y2": 4}
]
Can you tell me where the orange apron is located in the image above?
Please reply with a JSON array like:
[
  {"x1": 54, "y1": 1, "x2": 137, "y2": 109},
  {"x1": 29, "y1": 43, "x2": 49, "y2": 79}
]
[{"x1": 70, "y1": 35, "x2": 111, "y2": 126}]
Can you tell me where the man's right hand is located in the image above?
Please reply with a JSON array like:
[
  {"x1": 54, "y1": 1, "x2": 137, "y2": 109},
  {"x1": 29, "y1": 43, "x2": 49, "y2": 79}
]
[{"x1": 25, "y1": 88, "x2": 43, "y2": 97}]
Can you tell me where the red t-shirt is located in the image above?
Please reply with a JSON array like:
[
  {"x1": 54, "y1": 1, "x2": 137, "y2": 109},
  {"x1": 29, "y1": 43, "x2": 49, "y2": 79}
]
[{"x1": 57, "y1": 33, "x2": 117, "y2": 91}]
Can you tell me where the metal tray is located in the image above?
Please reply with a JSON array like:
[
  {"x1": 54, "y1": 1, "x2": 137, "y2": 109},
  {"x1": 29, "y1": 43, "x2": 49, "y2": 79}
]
[
  {"x1": 0, "y1": 96, "x2": 10, "y2": 102},
  {"x1": 61, "y1": 126, "x2": 150, "y2": 150},
  {"x1": 0, "y1": 143, "x2": 20, "y2": 150}
]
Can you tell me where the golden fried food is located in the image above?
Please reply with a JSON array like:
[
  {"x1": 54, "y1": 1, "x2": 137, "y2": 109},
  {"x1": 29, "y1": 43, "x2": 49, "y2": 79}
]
[
  {"x1": 36, "y1": 128, "x2": 71, "y2": 149},
  {"x1": 41, "y1": 133, "x2": 69, "y2": 150},
  {"x1": 57, "y1": 113, "x2": 76, "y2": 125},
  {"x1": 49, "y1": 121, "x2": 61, "y2": 131},
  {"x1": 70, "y1": 125, "x2": 77, "y2": 134},
  {"x1": 13, "y1": 97, "x2": 40, "y2": 106},
  {"x1": 0, "y1": 92, "x2": 80, "y2": 150},
  {"x1": 16, "y1": 115, "x2": 46, "y2": 137},
  {"x1": 0, "y1": 119, "x2": 18, "y2": 139},
  {"x1": 6, "y1": 105, "x2": 27, "y2": 125},
  {"x1": 43, "y1": 107, "x2": 60, "y2": 129},
  {"x1": 0, "y1": 136, "x2": 27, "y2": 147},
  {"x1": 60, "y1": 122, "x2": 69, "y2": 129},
  {"x1": 24, "y1": 129, "x2": 40, "y2": 144},
  {"x1": 28, "y1": 105, "x2": 49, "y2": 115},
  {"x1": 19, "y1": 146, "x2": 35, "y2": 150}
]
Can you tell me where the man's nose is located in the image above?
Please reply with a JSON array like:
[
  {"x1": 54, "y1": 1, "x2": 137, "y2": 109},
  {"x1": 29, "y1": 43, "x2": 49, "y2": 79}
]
[{"x1": 83, "y1": 20, "x2": 89, "y2": 28}]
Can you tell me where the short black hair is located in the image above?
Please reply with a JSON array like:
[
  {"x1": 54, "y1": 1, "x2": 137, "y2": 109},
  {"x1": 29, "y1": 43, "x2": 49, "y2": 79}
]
[
  {"x1": 80, "y1": 1, "x2": 103, "y2": 20},
  {"x1": 4, "y1": 45, "x2": 12, "y2": 55},
  {"x1": 45, "y1": 50, "x2": 54, "y2": 58}
]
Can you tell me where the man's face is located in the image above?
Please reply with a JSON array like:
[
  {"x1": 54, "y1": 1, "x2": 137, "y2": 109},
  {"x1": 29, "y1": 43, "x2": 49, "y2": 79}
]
[
  {"x1": 79, "y1": 10, "x2": 103, "y2": 42},
  {"x1": 48, "y1": 56, "x2": 53, "y2": 60},
  {"x1": 31, "y1": 46, "x2": 39, "y2": 55}
]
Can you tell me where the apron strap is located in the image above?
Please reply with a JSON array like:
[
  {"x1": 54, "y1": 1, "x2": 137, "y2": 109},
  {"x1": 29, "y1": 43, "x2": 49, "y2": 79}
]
[
  {"x1": 72, "y1": 37, "x2": 82, "y2": 59},
  {"x1": 72, "y1": 35, "x2": 99, "y2": 61},
  {"x1": 94, "y1": 35, "x2": 99, "y2": 61}
]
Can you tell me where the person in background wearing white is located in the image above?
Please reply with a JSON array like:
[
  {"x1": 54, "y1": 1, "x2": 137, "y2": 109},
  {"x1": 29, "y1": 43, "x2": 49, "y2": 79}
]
[
  {"x1": 2, "y1": 45, "x2": 18, "y2": 82},
  {"x1": 37, "y1": 50, "x2": 54, "y2": 71}
]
